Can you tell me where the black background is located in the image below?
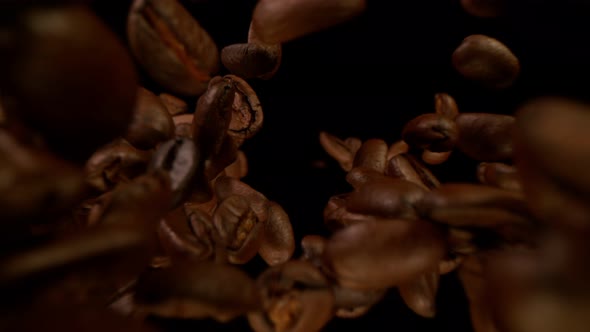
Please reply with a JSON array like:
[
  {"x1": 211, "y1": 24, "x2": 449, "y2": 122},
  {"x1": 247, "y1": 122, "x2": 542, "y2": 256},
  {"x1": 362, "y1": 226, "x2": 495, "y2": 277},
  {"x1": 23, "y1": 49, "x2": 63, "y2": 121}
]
[{"x1": 92, "y1": 1, "x2": 590, "y2": 331}]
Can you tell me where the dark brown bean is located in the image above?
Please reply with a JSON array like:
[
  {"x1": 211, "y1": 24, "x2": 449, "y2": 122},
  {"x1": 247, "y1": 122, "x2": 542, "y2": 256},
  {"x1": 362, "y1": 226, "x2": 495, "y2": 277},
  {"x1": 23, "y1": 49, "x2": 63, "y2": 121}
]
[
  {"x1": 477, "y1": 162, "x2": 522, "y2": 192},
  {"x1": 149, "y1": 138, "x2": 199, "y2": 208},
  {"x1": 402, "y1": 114, "x2": 459, "y2": 152},
  {"x1": 434, "y1": 93, "x2": 459, "y2": 120},
  {"x1": 248, "y1": 260, "x2": 334, "y2": 332},
  {"x1": 124, "y1": 87, "x2": 174, "y2": 150},
  {"x1": 159, "y1": 93, "x2": 188, "y2": 116},
  {"x1": 323, "y1": 219, "x2": 446, "y2": 290},
  {"x1": 0, "y1": 6, "x2": 137, "y2": 162},
  {"x1": 258, "y1": 201, "x2": 295, "y2": 266},
  {"x1": 85, "y1": 139, "x2": 151, "y2": 192},
  {"x1": 221, "y1": 43, "x2": 282, "y2": 80},
  {"x1": 398, "y1": 270, "x2": 439, "y2": 318},
  {"x1": 421, "y1": 150, "x2": 452, "y2": 165},
  {"x1": 385, "y1": 153, "x2": 441, "y2": 190},
  {"x1": 455, "y1": 113, "x2": 514, "y2": 161},
  {"x1": 452, "y1": 34, "x2": 519, "y2": 89},
  {"x1": 213, "y1": 195, "x2": 263, "y2": 264},
  {"x1": 251, "y1": 0, "x2": 367, "y2": 44},
  {"x1": 225, "y1": 75, "x2": 264, "y2": 147},
  {"x1": 214, "y1": 176, "x2": 271, "y2": 222},
  {"x1": 127, "y1": 0, "x2": 218, "y2": 96},
  {"x1": 346, "y1": 179, "x2": 427, "y2": 220},
  {"x1": 157, "y1": 207, "x2": 215, "y2": 262},
  {"x1": 352, "y1": 139, "x2": 388, "y2": 173},
  {"x1": 134, "y1": 260, "x2": 260, "y2": 322},
  {"x1": 319, "y1": 132, "x2": 362, "y2": 172},
  {"x1": 461, "y1": 0, "x2": 505, "y2": 18}
]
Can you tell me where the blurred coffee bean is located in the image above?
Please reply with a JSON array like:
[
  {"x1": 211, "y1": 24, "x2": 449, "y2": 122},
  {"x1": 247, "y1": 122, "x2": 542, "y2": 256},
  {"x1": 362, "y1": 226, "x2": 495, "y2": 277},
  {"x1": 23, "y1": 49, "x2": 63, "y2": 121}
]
[
  {"x1": 0, "y1": 5, "x2": 137, "y2": 162},
  {"x1": 461, "y1": 0, "x2": 505, "y2": 18},
  {"x1": 251, "y1": 0, "x2": 367, "y2": 44},
  {"x1": 398, "y1": 270, "x2": 439, "y2": 318},
  {"x1": 258, "y1": 201, "x2": 295, "y2": 266},
  {"x1": 124, "y1": 87, "x2": 174, "y2": 150},
  {"x1": 452, "y1": 34, "x2": 520, "y2": 89},
  {"x1": 149, "y1": 138, "x2": 200, "y2": 208},
  {"x1": 477, "y1": 162, "x2": 522, "y2": 192},
  {"x1": 159, "y1": 92, "x2": 188, "y2": 116},
  {"x1": 248, "y1": 260, "x2": 334, "y2": 332},
  {"x1": 134, "y1": 260, "x2": 260, "y2": 322},
  {"x1": 455, "y1": 113, "x2": 514, "y2": 161},
  {"x1": 402, "y1": 114, "x2": 459, "y2": 152},
  {"x1": 319, "y1": 132, "x2": 362, "y2": 172},
  {"x1": 85, "y1": 139, "x2": 151, "y2": 192},
  {"x1": 127, "y1": 0, "x2": 219, "y2": 96}
]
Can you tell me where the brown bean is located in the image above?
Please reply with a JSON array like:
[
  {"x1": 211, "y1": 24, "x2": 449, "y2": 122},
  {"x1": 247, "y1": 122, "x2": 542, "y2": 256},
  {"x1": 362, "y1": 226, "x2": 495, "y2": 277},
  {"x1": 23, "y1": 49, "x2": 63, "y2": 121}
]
[
  {"x1": 452, "y1": 34, "x2": 519, "y2": 89},
  {"x1": 477, "y1": 162, "x2": 522, "y2": 192},
  {"x1": 421, "y1": 150, "x2": 452, "y2": 165},
  {"x1": 224, "y1": 150, "x2": 248, "y2": 179},
  {"x1": 221, "y1": 43, "x2": 282, "y2": 80},
  {"x1": 352, "y1": 139, "x2": 388, "y2": 173},
  {"x1": 258, "y1": 202, "x2": 295, "y2": 266},
  {"x1": 434, "y1": 93, "x2": 460, "y2": 120},
  {"x1": 346, "y1": 179, "x2": 427, "y2": 220},
  {"x1": 159, "y1": 93, "x2": 188, "y2": 116},
  {"x1": 134, "y1": 260, "x2": 260, "y2": 322},
  {"x1": 149, "y1": 138, "x2": 200, "y2": 208},
  {"x1": 455, "y1": 113, "x2": 514, "y2": 161},
  {"x1": 402, "y1": 114, "x2": 459, "y2": 152},
  {"x1": 225, "y1": 75, "x2": 264, "y2": 147},
  {"x1": 157, "y1": 207, "x2": 214, "y2": 262},
  {"x1": 461, "y1": 0, "x2": 505, "y2": 18},
  {"x1": 386, "y1": 140, "x2": 410, "y2": 160},
  {"x1": 213, "y1": 195, "x2": 263, "y2": 264},
  {"x1": 124, "y1": 87, "x2": 174, "y2": 150},
  {"x1": 319, "y1": 132, "x2": 361, "y2": 172},
  {"x1": 332, "y1": 286, "x2": 386, "y2": 319},
  {"x1": 85, "y1": 139, "x2": 151, "y2": 192},
  {"x1": 251, "y1": 0, "x2": 367, "y2": 44},
  {"x1": 248, "y1": 260, "x2": 334, "y2": 332},
  {"x1": 127, "y1": 0, "x2": 218, "y2": 96},
  {"x1": 214, "y1": 176, "x2": 271, "y2": 222},
  {"x1": 385, "y1": 153, "x2": 441, "y2": 190},
  {"x1": 0, "y1": 6, "x2": 137, "y2": 162},
  {"x1": 172, "y1": 114, "x2": 194, "y2": 138},
  {"x1": 398, "y1": 270, "x2": 439, "y2": 318},
  {"x1": 323, "y1": 218, "x2": 446, "y2": 290}
]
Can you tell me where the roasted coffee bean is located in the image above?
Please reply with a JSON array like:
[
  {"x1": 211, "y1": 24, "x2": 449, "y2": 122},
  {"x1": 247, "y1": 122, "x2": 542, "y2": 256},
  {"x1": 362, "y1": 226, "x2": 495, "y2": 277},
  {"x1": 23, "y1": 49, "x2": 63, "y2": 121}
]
[
  {"x1": 332, "y1": 286, "x2": 386, "y2": 319},
  {"x1": 402, "y1": 114, "x2": 459, "y2": 152},
  {"x1": 477, "y1": 162, "x2": 522, "y2": 192},
  {"x1": 421, "y1": 150, "x2": 452, "y2": 165},
  {"x1": 248, "y1": 260, "x2": 334, "y2": 332},
  {"x1": 435, "y1": 93, "x2": 460, "y2": 120},
  {"x1": 124, "y1": 87, "x2": 174, "y2": 150},
  {"x1": 225, "y1": 75, "x2": 264, "y2": 147},
  {"x1": 0, "y1": 131, "x2": 87, "y2": 226},
  {"x1": 345, "y1": 167, "x2": 394, "y2": 189},
  {"x1": 157, "y1": 207, "x2": 214, "y2": 262},
  {"x1": 0, "y1": 5, "x2": 137, "y2": 162},
  {"x1": 85, "y1": 139, "x2": 151, "y2": 192},
  {"x1": 149, "y1": 138, "x2": 199, "y2": 208},
  {"x1": 323, "y1": 218, "x2": 446, "y2": 290},
  {"x1": 419, "y1": 183, "x2": 530, "y2": 228},
  {"x1": 221, "y1": 42, "x2": 282, "y2": 80},
  {"x1": 214, "y1": 176, "x2": 271, "y2": 222},
  {"x1": 159, "y1": 93, "x2": 188, "y2": 116},
  {"x1": 455, "y1": 113, "x2": 514, "y2": 161},
  {"x1": 192, "y1": 76, "x2": 235, "y2": 159},
  {"x1": 514, "y1": 97, "x2": 590, "y2": 229},
  {"x1": 319, "y1": 132, "x2": 362, "y2": 172},
  {"x1": 385, "y1": 153, "x2": 441, "y2": 190},
  {"x1": 213, "y1": 195, "x2": 263, "y2": 264},
  {"x1": 173, "y1": 114, "x2": 194, "y2": 138},
  {"x1": 461, "y1": 0, "x2": 505, "y2": 18},
  {"x1": 258, "y1": 201, "x2": 295, "y2": 266},
  {"x1": 452, "y1": 34, "x2": 519, "y2": 89},
  {"x1": 224, "y1": 150, "x2": 248, "y2": 179},
  {"x1": 346, "y1": 179, "x2": 427, "y2": 220},
  {"x1": 352, "y1": 139, "x2": 388, "y2": 173},
  {"x1": 300, "y1": 235, "x2": 328, "y2": 268},
  {"x1": 0, "y1": 303, "x2": 158, "y2": 332},
  {"x1": 127, "y1": 0, "x2": 218, "y2": 96},
  {"x1": 134, "y1": 260, "x2": 260, "y2": 322},
  {"x1": 251, "y1": 0, "x2": 367, "y2": 44},
  {"x1": 398, "y1": 270, "x2": 439, "y2": 318},
  {"x1": 386, "y1": 140, "x2": 410, "y2": 160}
]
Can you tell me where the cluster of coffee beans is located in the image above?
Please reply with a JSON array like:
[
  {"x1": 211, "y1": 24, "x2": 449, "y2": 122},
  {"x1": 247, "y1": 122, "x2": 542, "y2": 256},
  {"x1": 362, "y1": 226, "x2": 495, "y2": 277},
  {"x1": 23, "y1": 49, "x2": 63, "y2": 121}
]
[{"x1": 1, "y1": 0, "x2": 589, "y2": 332}]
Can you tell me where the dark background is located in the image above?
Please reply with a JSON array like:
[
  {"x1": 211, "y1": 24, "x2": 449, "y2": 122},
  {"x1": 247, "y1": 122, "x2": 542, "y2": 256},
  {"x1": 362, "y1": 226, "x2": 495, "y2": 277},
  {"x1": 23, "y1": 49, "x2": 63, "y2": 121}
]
[{"x1": 92, "y1": 1, "x2": 590, "y2": 331}]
